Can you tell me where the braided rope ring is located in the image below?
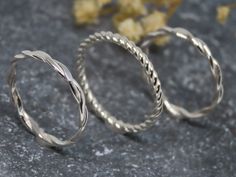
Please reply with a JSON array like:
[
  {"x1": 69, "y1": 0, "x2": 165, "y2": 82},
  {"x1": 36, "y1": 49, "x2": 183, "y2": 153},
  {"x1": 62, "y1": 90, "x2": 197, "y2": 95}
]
[
  {"x1": 76, "y1": 31, "x2": 163, "y2": 133},
  {"x1": 140, "y1": 26, "x2": 224, "y2": 119},
  {"x1": 8, "y1": 50, "x2": 88, "y2": 147}
]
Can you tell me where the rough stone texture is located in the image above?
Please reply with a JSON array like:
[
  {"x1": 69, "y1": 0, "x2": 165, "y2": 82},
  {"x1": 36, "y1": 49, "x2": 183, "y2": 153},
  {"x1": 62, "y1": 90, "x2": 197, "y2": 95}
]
[{"x1": 0, "y1": 0, "x2": 236, "y2": 176}]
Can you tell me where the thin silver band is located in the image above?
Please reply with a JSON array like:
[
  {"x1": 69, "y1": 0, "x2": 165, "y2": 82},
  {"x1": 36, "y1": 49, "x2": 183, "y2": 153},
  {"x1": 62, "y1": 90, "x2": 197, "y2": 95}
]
[
  {"x1": 140, "y1": 26, "x2": 224, "y2": 119},
  {"x1": 8, "y1": 50, "x2": 88, "y2": 147},
  {"x1": 76, "y1": 31, "x2": 163, "y2": 133}
]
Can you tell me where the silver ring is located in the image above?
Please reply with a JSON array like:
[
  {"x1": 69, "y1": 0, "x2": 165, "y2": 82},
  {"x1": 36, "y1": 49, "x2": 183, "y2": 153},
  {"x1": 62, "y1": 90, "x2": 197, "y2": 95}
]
[
  {"x1": 140, "y1": 26, "x2": 224, "y2": 119},
  {"x1": 76, "y1": 31, "x2": 163, "y2": 133},
  {"x1": 8, "y1": 50, "x2": 88, "y2": 147}
]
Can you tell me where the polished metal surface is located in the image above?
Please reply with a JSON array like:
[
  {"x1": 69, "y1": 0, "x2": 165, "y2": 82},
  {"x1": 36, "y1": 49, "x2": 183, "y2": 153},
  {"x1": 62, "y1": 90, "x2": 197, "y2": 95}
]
[
  {"x1": 76, "y1": 31, "x2": 163, "y2": 133},
  {"x1": 8, "y1": 50, "x2": 88, "y2": 147},
  {"x1": 140, "y1": 26, "x2": 224, "y2": 119}
]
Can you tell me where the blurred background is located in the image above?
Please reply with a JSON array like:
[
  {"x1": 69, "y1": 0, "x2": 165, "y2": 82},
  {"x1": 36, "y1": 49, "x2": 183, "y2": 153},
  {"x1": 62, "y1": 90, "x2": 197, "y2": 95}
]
[{"x1": 0, "y1": 0, "x2": 236, "y2": 176}]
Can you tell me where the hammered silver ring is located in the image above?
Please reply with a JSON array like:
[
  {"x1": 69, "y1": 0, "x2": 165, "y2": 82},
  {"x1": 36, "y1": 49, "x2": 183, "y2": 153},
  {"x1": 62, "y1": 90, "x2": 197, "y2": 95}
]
[
  {"x1": 8, "y1": 50, "x2": 88, "y2": 147},
  {"x1": 140, "y1": 26, "x2": 224, "y2": 119},
  {"x1": 76, "y1": 31, "x2": 163, "y2": 133}
]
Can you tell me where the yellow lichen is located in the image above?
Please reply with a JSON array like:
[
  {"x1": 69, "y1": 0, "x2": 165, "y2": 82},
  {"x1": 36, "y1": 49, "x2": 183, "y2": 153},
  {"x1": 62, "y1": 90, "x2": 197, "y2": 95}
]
[{"x1": 117, "y1": 18, "x2": 143, "y2": 43}]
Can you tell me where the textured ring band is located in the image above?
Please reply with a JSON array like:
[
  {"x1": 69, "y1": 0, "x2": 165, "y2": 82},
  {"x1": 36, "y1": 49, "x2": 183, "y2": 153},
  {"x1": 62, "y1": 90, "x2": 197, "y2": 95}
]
[
  {"x1": 76, "y1": 31, "x2": 163, "y2": 133},
  {"x1": 8, "y1": 50, "x2": 88, "y2": 147},
  {"x1": 140, "y1": 26, "x2": 224, "y2": 119}
]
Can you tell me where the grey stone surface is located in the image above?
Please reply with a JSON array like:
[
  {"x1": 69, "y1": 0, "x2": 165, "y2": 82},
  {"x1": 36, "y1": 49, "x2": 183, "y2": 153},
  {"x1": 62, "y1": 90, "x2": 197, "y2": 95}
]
[{"x1": 0, "y1": 0, "x2": 236, "y2": 176}]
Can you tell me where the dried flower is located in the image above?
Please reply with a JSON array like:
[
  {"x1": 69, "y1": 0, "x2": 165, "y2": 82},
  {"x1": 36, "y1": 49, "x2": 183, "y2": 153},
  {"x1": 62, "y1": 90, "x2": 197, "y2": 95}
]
[
  {"x1": 141, "y1": 11, "x2": 167, "y2": 34},
  {"x1": 97, "y1": 0, "x2": 111, "y2": 6},
  {"x1": 73, "y1": 0, "x2": 111, "y2": 25},
  {"x1": 113, "y1": 12, "x2": 129, "y2": 28},
  {"x1": 117, "y1": 0, "x2": 147, "y2": 17},
  {"x1": 217, "y1": 5, "x2": 231, "y2": 24},
  {"x1": 216, "y1": 3, "x2": 236, "y2": 24},
  {"x1": 117, "y1": 18, "x2": 143, "y2": 43},
  {"x1": 73, "y1": 0, "x2": 181, "y2": 46},
  {"x1": 140, "y1": 11, "x2": 170, "y2": 46},
  {"x1": 142, "y1": 0, "x2": 182, "y2": 19},
  {"x1": 165, "y1": 0, "x2": 182, "y2": 20},
  {"x1": 73, "y1": 0, "x2": 100, "y2": 25},
  {"x1": 153, "y1": 35, "x2": 170, "y2": 46}
]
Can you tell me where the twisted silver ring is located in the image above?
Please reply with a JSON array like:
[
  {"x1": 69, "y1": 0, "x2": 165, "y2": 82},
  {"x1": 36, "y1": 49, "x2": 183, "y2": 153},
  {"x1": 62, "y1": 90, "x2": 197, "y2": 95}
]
[
  {"x1": 8, "y1": 50, "x2": 88, "y2": 147},
  {"x1": 76, "y1": 31, "x2": 163, "y2": 133},
  {"x1": 140, "y1": 26, "x2": 224, "y2": 119}
]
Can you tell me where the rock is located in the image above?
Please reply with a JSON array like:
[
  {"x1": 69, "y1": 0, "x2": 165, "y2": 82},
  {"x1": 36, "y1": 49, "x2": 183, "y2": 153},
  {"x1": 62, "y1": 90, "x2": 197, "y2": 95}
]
[{"x1": 0, "y1": 0, "x2": 235, "y2": 176}]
